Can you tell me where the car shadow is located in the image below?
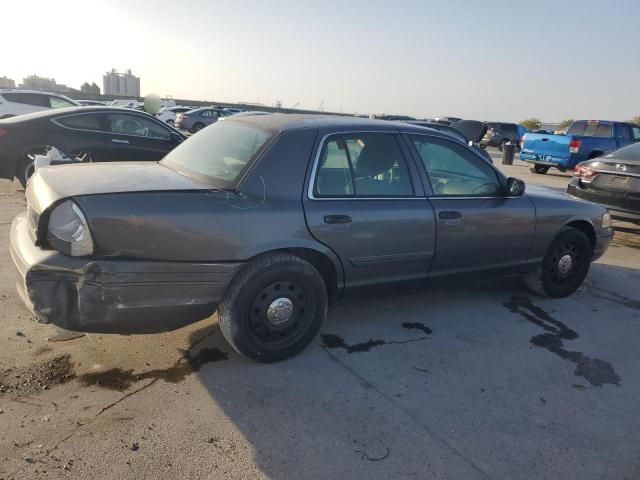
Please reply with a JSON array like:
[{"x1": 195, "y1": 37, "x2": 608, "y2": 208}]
[{"x1": 183, "y1": 260, "x2": 640, "y2": 479}]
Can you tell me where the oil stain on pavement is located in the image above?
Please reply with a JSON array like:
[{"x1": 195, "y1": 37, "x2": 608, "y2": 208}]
[
  {"x1": 78, "y1": 347, "x2": 228, "y2": 391},
  {"x1": 503, "y1": 296, "x2": 620, "y2": 387},
  {"x1": 321, "y1": 321, "x2": 432, "y2": 354}
]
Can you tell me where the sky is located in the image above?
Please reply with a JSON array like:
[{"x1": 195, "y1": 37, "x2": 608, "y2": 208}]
[{"x1": 4, "y1": 0, "x2": 640, "y2": 122}]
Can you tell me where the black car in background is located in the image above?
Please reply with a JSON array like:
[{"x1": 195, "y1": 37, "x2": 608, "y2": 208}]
[
  {"x1": 481, "y1": 122, "x2": 520, "y2": 150},
  {"x1": 406, "y1": 120, "x2": 492, "y2": 163},
  {"x1": 0, "y1": 107, "x2": 185, "y2": 187},
  {"x1": 568, "y1": 142, "x2": 640, "y2": 224}
]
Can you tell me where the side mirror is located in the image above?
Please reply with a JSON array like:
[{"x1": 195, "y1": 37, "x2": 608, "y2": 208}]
[{"x1": 506, "y1": 177, "x2": 525, "y2": 197}]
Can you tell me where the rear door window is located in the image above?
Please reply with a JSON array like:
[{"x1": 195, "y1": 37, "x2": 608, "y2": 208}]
[
  {"x1": 108, "y1": 113, "x2": 171, "y2": 139},
  {"x1": 619, "y1": 125, "x2": 632, "y2": 139},
  {"x1": 56, "y1": 113, "x2": 105, "y2": 131},
  {"x1": 314, "y1": 133, "x2": 414, "y2": 198}
]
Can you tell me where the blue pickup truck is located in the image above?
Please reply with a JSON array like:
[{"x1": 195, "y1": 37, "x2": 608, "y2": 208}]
[{"x1": 520, "y1": 120, "x2": 640, "y2": 174}]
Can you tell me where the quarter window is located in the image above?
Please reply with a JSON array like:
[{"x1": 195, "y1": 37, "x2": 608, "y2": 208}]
[
  {"x1": 108, "y1": 114, "x2": 170, "y2": 139},
  {"x1": 632, "y1": 126, "x2": 640, "y2": 140},
  {"x1": 411, "y1": 136, "x2": 501, "y2": 196},
  {"x1": 314, "y1": 133, "x2": 413, "y2": 197}
]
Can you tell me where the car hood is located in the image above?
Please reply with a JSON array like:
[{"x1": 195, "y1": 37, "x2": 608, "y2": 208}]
[{"x1": 26, "y1": 162, "x2": 206, "y2": 213}]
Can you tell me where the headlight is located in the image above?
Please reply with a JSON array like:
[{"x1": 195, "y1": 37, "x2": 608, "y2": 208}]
[
  {"x1": 47, "y1": 200, "x2": 94, "y2": 256},
  {"x1": 601, "y1": 212, "x2": 612, "y2": 229}
]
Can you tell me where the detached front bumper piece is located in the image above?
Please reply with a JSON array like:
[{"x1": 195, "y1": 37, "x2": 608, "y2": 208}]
[{"x1": 10, "y1": 212, "x2": 243, "y2": 334}]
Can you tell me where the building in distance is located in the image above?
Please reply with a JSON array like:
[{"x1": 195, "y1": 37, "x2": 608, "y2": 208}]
[{"x1": 103, "y1": 69, "x2": 140, "y2": 97}]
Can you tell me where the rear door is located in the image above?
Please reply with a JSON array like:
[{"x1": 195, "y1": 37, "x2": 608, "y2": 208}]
[
  {"x1": 616, "y1": 124, "x2": 635, "y2": 148},
  {"x1": 52, "y1": 112, "x2": 111, "y2": 161},
  {"x1": 303, "y1": 130, "x2": 436, "y2": 294},
  {"x1": 106, "y1": 112, "x2": 182, "y2": 161},
  {"x1": 408, "y1": 134, "x2": 535, "y2": 275}
]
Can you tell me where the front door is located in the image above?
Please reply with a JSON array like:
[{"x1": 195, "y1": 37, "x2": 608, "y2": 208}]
[
  {"x1": 407, "y1": 134, "x2": 535, "y2": 276},
  {"x1": 303, "y1": 131, "x2": 436, "y2": 294},
  {"x1": 106, "y1": 113, "x2": 181, "y2": 162}
]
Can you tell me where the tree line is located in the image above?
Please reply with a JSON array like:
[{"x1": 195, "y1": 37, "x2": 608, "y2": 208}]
[{"x1": 518, "y1": 117, "x2": 640, "y2": 131}]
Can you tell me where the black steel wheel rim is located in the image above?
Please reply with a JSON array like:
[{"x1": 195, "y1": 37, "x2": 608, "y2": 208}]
[
  {"x1": 548, "y1": 242, "x2": 580, "y2": 286},
  {"x1": 248, "y1": 281, "x2": 314, "y2": 351}
]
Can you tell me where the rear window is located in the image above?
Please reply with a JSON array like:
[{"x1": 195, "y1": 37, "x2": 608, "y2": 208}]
[
  {"x1": 161, "y1": 121, "x2": 275, "y2": 186},
  {"x1": 603, "y1": 142, "x2": 640, "y2": 162},
  {"x1": 566, "y1": 121, "x2": 613, "y2": 138}
]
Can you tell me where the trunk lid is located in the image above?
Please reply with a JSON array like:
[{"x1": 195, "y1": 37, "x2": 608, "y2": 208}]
[
  {"x1": 521, "y1": 133, "x2": 572, "y2": 160},
  {"x1": 579, "y1": 159, "x2": 640, "y2": 196},
  {"x1": 26, "y1": 162, "x2": 207, "y2": 213}
]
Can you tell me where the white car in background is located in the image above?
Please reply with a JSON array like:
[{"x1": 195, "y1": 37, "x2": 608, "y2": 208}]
[
  {"x1": 0, "y1": 89, "x2": 79, "y2": 118},
  {"x1": 156, "y1": 106, "x2": 194, "y2": 126}
]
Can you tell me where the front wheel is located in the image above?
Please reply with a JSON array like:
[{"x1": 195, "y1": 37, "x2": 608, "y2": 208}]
[
  {"x1": 16, "y1": 148, "x2": 46, "y2": 188},
  {"x1": 530, "y1": 165, "x2": 549, "y2": 174},
  {"x1": 524, "y1": 227, "x2": 593, "y2": 298},
  {"x1": 218, "y1": 253, "x2": 328, "y2": 362}
]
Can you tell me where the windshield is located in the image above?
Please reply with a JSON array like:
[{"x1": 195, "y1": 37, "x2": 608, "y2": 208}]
[{"x1": 161, "y1": 121, "x2": 275, "y2": 187}]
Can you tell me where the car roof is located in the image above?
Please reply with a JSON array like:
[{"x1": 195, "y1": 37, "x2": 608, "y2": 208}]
[
  {"x1": 229, "y1": 113, "x2": 447, "y2": 134},
  {"x1": 0, "y1": 106, "x2": 156, "y2": 124}
]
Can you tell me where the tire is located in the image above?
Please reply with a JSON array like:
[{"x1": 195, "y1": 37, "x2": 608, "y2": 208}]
[
  {"x1": 524, "y1": 227, "x2": 593, "y2": 298},
  {"x1": 530, "y1": 165, "x2": 549, "y2": 174},
  {"x1": 218, "y1": 253, "x2": 328, "y2": 362},
  {"x1": 498, "y1": 139, "x2": 508, "y2": 151},
  {"x1": 167, "y1": 119, "x2": 175, "y2": 126},
  {"x1": 192, "y1": 122, "x2": 205, "y2": 132}
]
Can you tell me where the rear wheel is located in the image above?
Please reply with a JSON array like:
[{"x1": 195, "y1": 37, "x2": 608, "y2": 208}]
[
  {"x1": 192, "y1": 122, "x2": 205, "y2": 132},
  {"x1": 218, "y1": 253, "x2": 328, "y2": 362},
  {"x1": 167, "y1": 119, "x2": 175, "y2": 126},
  {"x1": 524, "y1": 227, "x2": 592, "y2": 298},
  {"x1": 498, "y1": 139, "x2": 508, "y2": 151},
  {"x1": 530, "y1": 164, "x2": 549, "y2": 174}
]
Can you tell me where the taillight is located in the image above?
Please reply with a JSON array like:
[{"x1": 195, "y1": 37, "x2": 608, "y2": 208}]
[
  {"x1": 575, "y1": 164, "x2": 597, "y2": 183},
  {"x1": 569, "y1": 138, "x2": 581, "y2": 153},
  {"x1": 0, "y1": 128, "x2": 6, "y2": 137}
]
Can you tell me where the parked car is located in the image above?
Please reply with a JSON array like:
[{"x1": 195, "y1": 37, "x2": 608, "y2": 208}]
[
  {"x1": 11, "y1": 115, "x2": 612, "y2": 362},
  {"x1": 480, "y1": 122, "x2": 520, "y2": 150},
  {"x1": 0, "y1": 106, "x2": 185, "y2": 187},
  {"x1": 219, "y1": 111, "x2": 270, "y2": 120},
  {"x1": 567, "y1": 142, "x2": 640, "y2": 224},
  {"x1": 156, "y1": 106, "x2": 194, "y2": 126},
  {"x1": 0, "y1": 89, "x2": 79, "y2": 119},
  {"x1": 405, "y1": 120, "x2": 492, "y2": 163},
  {"x1": 175, "y1": 107, "x2": 225, "y2": 132},
  {"x1": 520, "y1": 120, "x2": 640, "y2": 174},
  {"x1": 76, "y1": 100, "x2": 108, "y2": 107}
]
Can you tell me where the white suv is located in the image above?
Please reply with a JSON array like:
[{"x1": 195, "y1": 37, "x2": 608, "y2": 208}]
[{"x1": 0, "y1": 89, "x2": 79, "y2": 118}]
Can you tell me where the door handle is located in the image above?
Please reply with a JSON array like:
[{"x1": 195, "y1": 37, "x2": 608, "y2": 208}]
[
  {"x1": 324, "y1": 215, "x2": 352, "y2": 224},
  {"x1": 111, "y1": 138, "x2": 130, "y2": 144},
  {"x1": 439, "y1": 211, "x2": 462, "y2": 220}
]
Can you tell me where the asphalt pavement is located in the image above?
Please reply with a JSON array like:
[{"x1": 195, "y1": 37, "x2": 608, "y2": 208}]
[{"x1": 1, "y1": 149, "x2": 640, "y2": 479}]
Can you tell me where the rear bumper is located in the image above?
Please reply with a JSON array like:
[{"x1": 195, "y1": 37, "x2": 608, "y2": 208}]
[
  {"x1": 520, "y1": 153, "x2": 571, "y2": 171},
  {"x1": 567, "y1": 180, "x2": 640, "y2": 224},
  {"x1": 10, "y1": 212, "x2": 244, "y2": 333}
]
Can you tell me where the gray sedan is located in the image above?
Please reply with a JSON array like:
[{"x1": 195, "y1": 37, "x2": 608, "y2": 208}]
[
  {"x1": 10, "y1": 115, "x2": 613, "y2": 362},
  {"x1": 174, "y1": 107, "x2": 230, "y2": 132}
]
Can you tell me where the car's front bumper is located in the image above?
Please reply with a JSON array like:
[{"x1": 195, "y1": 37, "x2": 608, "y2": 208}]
[{"x1": 10, "y1": 212, "x2": 244, "y2": 334}]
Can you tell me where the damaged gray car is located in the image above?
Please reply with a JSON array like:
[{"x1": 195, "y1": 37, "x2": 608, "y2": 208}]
[{"x1": 10, "y1": 115, "x2": 613, "y2": 362}]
